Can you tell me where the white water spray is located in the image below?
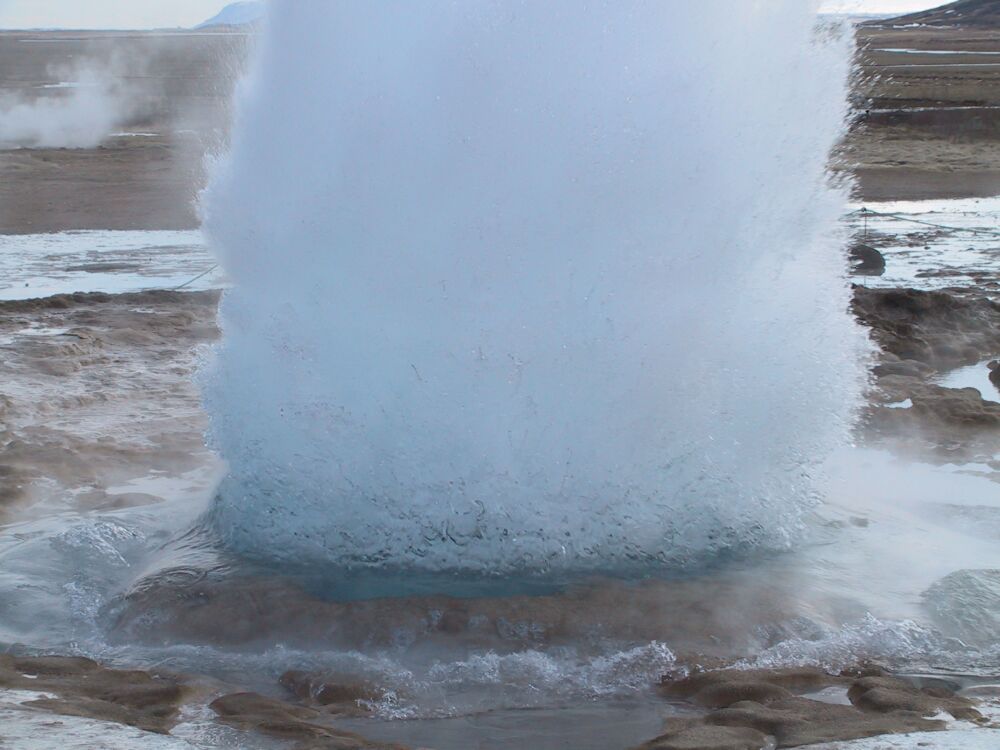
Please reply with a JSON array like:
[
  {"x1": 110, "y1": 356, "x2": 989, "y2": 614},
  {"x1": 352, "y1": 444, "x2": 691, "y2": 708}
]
[{"x1": 203, "y1": 1, "x2": 866, "y2": 585}]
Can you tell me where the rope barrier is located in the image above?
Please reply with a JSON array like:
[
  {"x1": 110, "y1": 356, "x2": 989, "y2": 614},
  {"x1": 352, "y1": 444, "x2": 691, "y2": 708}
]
[
  {"x1": 847, "y1": 207, "x2": 1000, "y2": 238},
  {"x1": 173, "y1": 264, "x2": 219, "y2": 290},
  {"x1": 167, "y1": 209, "x2": 990, "y2": 291}
]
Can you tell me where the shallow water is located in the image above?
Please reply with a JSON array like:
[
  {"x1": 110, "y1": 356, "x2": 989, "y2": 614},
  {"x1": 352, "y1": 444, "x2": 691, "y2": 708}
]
[
  {"x1": 935, "y1": 361, "x2": 1000, "y2": 401},
  {"x1": 336, "y1": 696, "x2": 682, "y2": 750}
]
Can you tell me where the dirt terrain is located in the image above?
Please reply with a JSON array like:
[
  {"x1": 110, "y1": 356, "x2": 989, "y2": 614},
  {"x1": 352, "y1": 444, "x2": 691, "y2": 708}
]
[
  {"x1": 846, "y1": 22, "x2": 1000, "y2": 199},
  {"x1": 0, "y1": 30, "x2": 248, "y2": 233},
  {"x1": 1, "y1": 23, "x2": 1000, "y2": 231}
]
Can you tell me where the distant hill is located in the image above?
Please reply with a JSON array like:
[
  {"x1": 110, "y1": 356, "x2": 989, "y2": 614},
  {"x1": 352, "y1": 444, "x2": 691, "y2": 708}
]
[
  {"x1": 197, "y1": 2, "x2": 264, "y2": 29},
  {"x1": 873, "y1": 0, "x2": 1000, "y2": 27}
]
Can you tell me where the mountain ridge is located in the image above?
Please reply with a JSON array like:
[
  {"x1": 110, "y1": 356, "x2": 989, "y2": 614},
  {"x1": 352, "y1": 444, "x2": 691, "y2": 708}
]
[
  {"x1": 874, "y1": 0, "x2": 1000, "y2": 27},
  {"x1": 196, "y1": 1, "x2": 264, "y2": 29}
]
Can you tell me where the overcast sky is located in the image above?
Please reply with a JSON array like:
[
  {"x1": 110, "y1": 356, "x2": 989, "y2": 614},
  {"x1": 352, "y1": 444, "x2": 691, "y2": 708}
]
[
  {"x1": 0, "y1": 1, "x2": 946, "y2": 30},
  {"x1": 0, "y1": 1, "x2": 231, "y2": 29}
]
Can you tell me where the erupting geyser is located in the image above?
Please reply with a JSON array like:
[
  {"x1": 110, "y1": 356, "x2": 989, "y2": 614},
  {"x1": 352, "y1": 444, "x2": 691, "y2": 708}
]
[{"x1": 203, "y1": 1, "x2": 867, "y2": 587}]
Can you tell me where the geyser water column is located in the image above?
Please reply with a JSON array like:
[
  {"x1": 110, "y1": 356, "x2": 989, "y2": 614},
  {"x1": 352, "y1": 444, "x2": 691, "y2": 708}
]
[{"x1": 202, "y1": 1, "x2": 867, "y2": 588}]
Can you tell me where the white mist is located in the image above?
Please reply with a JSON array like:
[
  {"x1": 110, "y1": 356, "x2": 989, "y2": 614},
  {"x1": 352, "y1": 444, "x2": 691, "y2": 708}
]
[{"x1": 203, "y1": 1, "x2": 867, "y2": 582}]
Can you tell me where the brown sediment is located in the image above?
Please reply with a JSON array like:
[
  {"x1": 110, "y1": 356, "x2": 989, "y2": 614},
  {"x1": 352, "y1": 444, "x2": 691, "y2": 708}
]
[
  {"x1": 280, "y1": 670, "x2": 380, "y2": 716},
  {"x1": 0, "y1": 288, "x2": 220, "y2": 313},
  {"x1": 852, "y1": 287, "x2": 1000, "y2": 371},
  {"x1": 636, "y1": 667, "x2": 983, "y2": 750},
  {"x1": 852, "y1": 285, "x2": 1000, "y2": 462},
  {"x1": 868, "y1": 1, "x2": 1000, "y2": 28},
  {"x1": 0, "y1": 654, "x2": 985, "y2": 750},
  {"x1": 105, "y1": 568, "x2": 820, "y2": 659},
  {"x1": 0, "y1": 289, "x2": 221, "y2": 517},
  {"x1": 0, "y1": 653, "x2": 409, "y2": 748},
  {"x1": 0, "y1": 654, "x2": 193, "y2": 734}
]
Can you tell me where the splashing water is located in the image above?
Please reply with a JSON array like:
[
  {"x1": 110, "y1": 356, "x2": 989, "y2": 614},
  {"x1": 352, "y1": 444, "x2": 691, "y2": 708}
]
[{"x1": 202, "y1": 1, "x2": 867, "y2": 589}]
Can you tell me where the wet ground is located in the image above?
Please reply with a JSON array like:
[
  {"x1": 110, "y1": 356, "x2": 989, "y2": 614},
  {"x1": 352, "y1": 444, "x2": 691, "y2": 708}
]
[{"x1": 846, "y1": 197, "x2": 1000, "y2": 293}]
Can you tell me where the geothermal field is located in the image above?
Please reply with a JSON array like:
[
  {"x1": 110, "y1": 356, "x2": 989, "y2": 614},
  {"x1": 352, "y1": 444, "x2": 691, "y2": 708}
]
[{"x1": 1, "y1": 1, "x2": 1000, "y2": 749}]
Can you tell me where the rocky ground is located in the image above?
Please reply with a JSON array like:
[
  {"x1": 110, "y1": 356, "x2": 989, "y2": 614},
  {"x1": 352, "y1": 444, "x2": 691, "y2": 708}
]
[
  {"x1": 854, "y1": 285, "x2": 1000, "y2": 464},
  {"x1": 0, "y1": 653, "x2": 406, "y2": 749},
  {"x1": 836, "y1": 18, "x2": 1000, "y2": 471},
  {"x1": 3, "y1": 650, "x2": 995, "y2": 750},
  {"x1": 645, "y1": 667, "x2": 990, "y2": 750},
  {"x1": 3, "y1": 652, "x2": 995, "y2": 750}
]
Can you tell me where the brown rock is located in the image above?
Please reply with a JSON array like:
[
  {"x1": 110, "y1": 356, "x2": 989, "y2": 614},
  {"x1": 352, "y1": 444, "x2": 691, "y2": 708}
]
[
  {"x1": 650, "y1": 668, "x2": 964, "y2": 749},
  {"x1": 912, "y1": 386, "x2": 1000, "y2": 427},
  {"x1": 708, "y1": 697, "x2": 942, "y2": 746},
  {"x1": 853, "y1": 286, "x2": 1000, "y2": 370},
  {"x1": 850, "y1": 243, "x2": 886, "y2": 274},
  {"x1": 848, "y1": 675, "x2": 983, "y2": 721},
  {"x1": 692, "y1": 682, "x2": 792, "y2": 708},
  {"x1": 280, "y1": 670, "x2": 378, "y2": 714},
  {"x1": 873, "y1": 357, "x2": 934, "y2": 379},
  {"x1": 662, "y1": 667, "x2": 835, "y2": 700},
  {"x1": 868, "y1": 383, "x2": 1000, "y2": 436},
  {"x1": 7, "y1": 655, "x2": 101, "y2": 676}
]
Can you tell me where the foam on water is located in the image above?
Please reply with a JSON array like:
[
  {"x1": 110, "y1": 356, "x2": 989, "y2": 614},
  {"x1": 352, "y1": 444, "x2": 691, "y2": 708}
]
[{"x1": 202, "y1": 1, "x2": 867, "y2": 585}]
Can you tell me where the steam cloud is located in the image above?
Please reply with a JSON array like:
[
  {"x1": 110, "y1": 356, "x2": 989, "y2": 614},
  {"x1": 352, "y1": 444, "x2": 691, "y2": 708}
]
[
  {"x1": 0, "y1": 54, "x2": 147, "y2": 149},
  {"x1": 204, "y1": 1, "x2": 868, "y2": 585}
]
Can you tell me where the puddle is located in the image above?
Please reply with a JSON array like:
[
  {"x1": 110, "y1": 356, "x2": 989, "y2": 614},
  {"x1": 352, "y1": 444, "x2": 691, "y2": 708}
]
[{"x1": 935, "y1": 361, "x2": 1000, "y2": 401}]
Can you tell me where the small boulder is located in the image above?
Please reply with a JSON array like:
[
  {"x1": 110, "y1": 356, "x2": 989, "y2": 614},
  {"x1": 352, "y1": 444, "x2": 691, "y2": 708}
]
[
  {"x1": 848, "y1": 675, "x2": 982, "y2": 721},
  {"x1": 661, "y1": 667, "x2": 834, "y2": 699},
  {"x1": 648, "y1": 667, "x2": 967, "y2": 750},
  {"x1": 280, "y1": 670, "x2": 378, "y2": 715},
  {"x1": 0, "y1": 654, "x2": 189, "y2": 734},
  {"x1": 849, "y1": 243, "x2": 886, "y2": 275},
  {"x1": 692, "y1": 681, "x2": 792, "y2": 708}
]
